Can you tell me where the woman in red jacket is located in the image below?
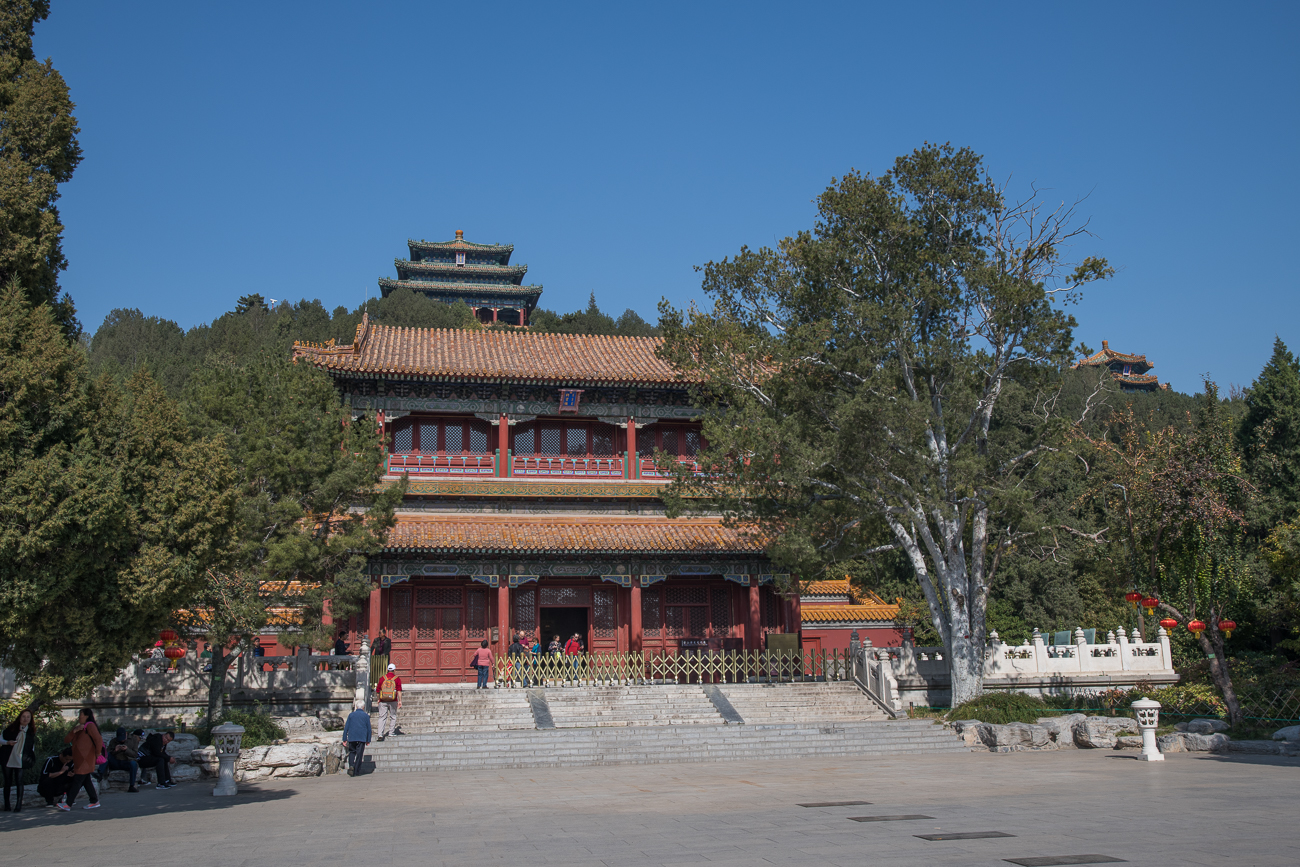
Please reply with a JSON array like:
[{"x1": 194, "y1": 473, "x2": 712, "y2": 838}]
[
  {"x1": 470, "y1": 640, "x2": 494, "y2": 689},
  {"x1": 60, "y1": 707, "x2": 103, "y2": 811}
]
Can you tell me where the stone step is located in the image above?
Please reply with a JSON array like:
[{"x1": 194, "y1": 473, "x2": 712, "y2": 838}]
[{"x1": 363, "y1": 721, "x2": 966, "y2": 771}]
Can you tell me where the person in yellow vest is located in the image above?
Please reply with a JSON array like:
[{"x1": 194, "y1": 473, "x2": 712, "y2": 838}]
[{"x1": 376, "y1": 663, "x2": 402, "y2": 741}]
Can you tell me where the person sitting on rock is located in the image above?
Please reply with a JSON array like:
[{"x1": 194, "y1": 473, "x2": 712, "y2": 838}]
[
  {"x1": 105, "y1": 727, "x2": 140, "y2": 793},
  {"x1": 137, "y1": 730, "x2": 176, "y2": 789}
]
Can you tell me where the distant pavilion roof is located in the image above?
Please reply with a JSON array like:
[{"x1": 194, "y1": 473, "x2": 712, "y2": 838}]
[
  {"x1": 1073, "y1": 340, "x2": 1168, "y2": 391},
  {"x1": 292, "y1": 314, "x2": 690, "y2": 385}
]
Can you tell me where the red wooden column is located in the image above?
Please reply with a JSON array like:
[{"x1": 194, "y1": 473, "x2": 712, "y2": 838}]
[
  {"x1": 630, "y1": 583, "x2": 643, "y2": 652},
  {"x1": 518, "y1": 310, "x2": 526, "y2": 327},
  {"x1": 368, "y1": 585, "x2": 382, "y2": 643},
  {"x1": 497, "y1": 581, "x2": 510, "y2": 656},
  {"x1": 491, "y1": 308, "x2": 498, "y2": 323},
  {"x1": 747, "y1": 581, "x2": 761, "y2": 650},
  {"x1": 790, "y1": 592, "x2": 802, "y2": 643},
  {"x1": 626, "y1": 417, "x2": 638, "y2": 479},
  {"x1": 497, "y1": 413, "x2": 509, "y2": 477}
]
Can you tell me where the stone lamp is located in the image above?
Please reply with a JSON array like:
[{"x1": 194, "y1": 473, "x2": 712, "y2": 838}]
[
  {"x1": 211, "y1": 723, "x2": 246, "y2": 796},
  {"x1": 1131, "y1": 698, "x2": 1164, "y2": 762}
]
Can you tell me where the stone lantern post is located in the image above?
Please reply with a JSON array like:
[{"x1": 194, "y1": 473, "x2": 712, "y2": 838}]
[
  {"x1": 1131, "y1": 698, "x2": 1164, "y2": 762},
  {"x1": 211, "y1": 722, "x2": 246, "y2": 795}
]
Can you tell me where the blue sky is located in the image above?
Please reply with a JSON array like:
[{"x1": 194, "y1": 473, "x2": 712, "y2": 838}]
[{"x1": 37, "y1": 2, "x2": 1299, "y2": 393}]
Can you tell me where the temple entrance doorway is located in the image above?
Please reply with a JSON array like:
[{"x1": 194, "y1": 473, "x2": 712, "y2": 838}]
[{"x1": 540, "y1": 607, "x2": 589, "y2": 651}]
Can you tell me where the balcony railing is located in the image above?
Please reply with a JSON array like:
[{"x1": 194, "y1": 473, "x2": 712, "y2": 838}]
[
  {"x1": 387, "y1": 453, "x2": 495, "y2": 476},
  {"x1": 639, "y1": 457, "x2": 702, "y2": 478},
  {"x1": 511, "y1": 456, "x2": 625, "y2": 478}
]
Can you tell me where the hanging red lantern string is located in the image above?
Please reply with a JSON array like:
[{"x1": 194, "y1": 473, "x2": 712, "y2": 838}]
[
  {"x1": 163, "y1": 646, "x2": 186, "y2": 660},
  {"x1": 1158, "y1": 617, "x2": 1179, "y2": 632},
  {"x1": 1124, "y1": 592, "x2": 1143, "y2": 609},
  {"x1": 1141, "y1": 596, "x2": 1159, "y2": 616},
  {"x1": 1187, "y1": 619, "x2": 1207, "y2": 639},
  {"x1": 160, "y1": 629, "x2": 178, "y2": 642},
  {"x1": 1218, "y1": 619, "x2": 1237, "y2": 639}
]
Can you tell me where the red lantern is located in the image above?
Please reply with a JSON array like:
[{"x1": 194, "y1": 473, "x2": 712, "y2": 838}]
[
  {"x1": 1124, "y1": 591, "x2": 1143, "y2": 608},
  {"x1": 1159, "y1": 617, "x2": 1179, "y2": 632},
  {"x1": 1141, "y1": 597, "x2": 1159, "y2": 615},
  {"x1": 1218, "y1": 619, "x2": 1237, "y2": 639},
  {"x1": 163, "y1": 646, "x2": 186, "y2": 660},
  {"x1": 1187, "y1": 619, "x2": 1206, "y2": 639},
  {"x1": 160, "y1": 629, "x2": 178, "y2": 642}
]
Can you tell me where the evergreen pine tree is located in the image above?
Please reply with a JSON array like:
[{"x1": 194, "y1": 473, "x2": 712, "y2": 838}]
[{"x1": 1240, "y1": 337, "x2": 1300, "y2": 528}]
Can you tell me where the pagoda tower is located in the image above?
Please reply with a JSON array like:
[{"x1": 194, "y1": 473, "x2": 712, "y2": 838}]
[
  {"x1": 1073, "y1": 340, "x2": 1169, "y2": 392},
  {"x1": 379, "y1": 230, "x2": 543, "y2": 326}
]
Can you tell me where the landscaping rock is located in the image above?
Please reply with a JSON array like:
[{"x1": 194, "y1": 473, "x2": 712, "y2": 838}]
[
  {"x1": 1272, "y1": 725, "x2": 1300, "y2": 742},
  {"x1": 949, "y1": 720, "x2": 984, "y2": 748},
  {"x1": 1174, "y1": 722, "x2": 1189, "y2": 732},
  {"x1": 167, "y1": 733, "x2": 201, "y2": 760},
  {"x1": 1186, "y1": 718, "x2": 1230, "y2": 734},
  {"x1": 1036, "y1": 714, "x2": 1085, "y2": 747},
  {"x1": 1225, "y1": 739, "x2": 1299, "y2": 756},
  {"x1": 976, "y1": 722, "x2": 1054, "y2": 752},
  {"x1": 171, "y1": 764, "x2": 201, "y2": 782},
  {"x1": 1157, "y1": 733, "x2": 1187, "y2": 752},
  {"x1": 1115, "y1": 735, "x2": 1143, "y2": 749},
  {"x1": 1184, "y1": 733, "x2": 1230, "y2": 752},
  {"x1": 1073, "y1": 716, "x2": 1138, "y2": 749}
]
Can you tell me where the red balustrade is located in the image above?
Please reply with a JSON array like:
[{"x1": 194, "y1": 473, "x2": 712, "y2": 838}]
[
  {"x1": 511, "y1": 456, "x2": 625, "y2": 478},
  {"x1": 387, "y1": 453, "x2": 496, "y2": 476},
  {"x1": 639, "y1": 457, "x2": 702, "y2": 478}
]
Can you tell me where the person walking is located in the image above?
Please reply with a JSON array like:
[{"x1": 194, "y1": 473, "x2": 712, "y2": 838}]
[
  {"x1": 470, "y1": 640, "x2": 494, "y2": 689},
  {"x1": 375, "y1": 663, "x2": 402, "y2": 741},
  {"x1": 341, "y1": 701, "x2": 371, "y2": 777},
  {"x1": 59, "y1": 708, "x2": 103, "y2": 811},
  {"x1": 2, "y1": 708, "x2": 36, "y2": 812}
]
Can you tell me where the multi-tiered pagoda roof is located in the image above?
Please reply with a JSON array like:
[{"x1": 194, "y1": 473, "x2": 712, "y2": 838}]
[
  {"x1": 379, "y1": 230, "x2": 543, "y2": 326},
  {"x1": 1073, "y1": 340, "x2": 1169, "y2": 392}
]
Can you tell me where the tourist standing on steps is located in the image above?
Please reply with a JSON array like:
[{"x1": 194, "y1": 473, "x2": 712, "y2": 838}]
[
  {"x1": 376, "y1": 663, "x2": 402, "y2": 740},
  {"x1": 2, "y1": 708, "x2": 36, "y2": 812},
  {"x1": 508, "y1": 634, "x2": 528, "y2": 688},
  {"x1": 341, "y1": 701, "x2": 371, "y2": 776},
  {"x1": 59, "y1": 708, "x2": 103, "y2": 811},
  {"x1": 372, "y1": 628, "x2": 391, "y2": 658},
  {"x1": 470, "y1": 640, "x2": 494, "y2": 689}
]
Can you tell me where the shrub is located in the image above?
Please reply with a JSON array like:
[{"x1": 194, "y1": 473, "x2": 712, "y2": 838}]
[
  {"x1": 196, "y1": 704, "x2": 287, "y2": 748},
  {"x1": 946, "y1": 692, "x2": 1052, "y2": 725}
]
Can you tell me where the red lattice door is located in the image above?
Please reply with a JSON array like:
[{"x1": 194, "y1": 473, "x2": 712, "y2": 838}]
[
  {"x1": 591, "y1": 586, "x2": 618, "y2": 653},
  {"x1": 412, "y1": 586, "x2": 469, "y2": 682}
]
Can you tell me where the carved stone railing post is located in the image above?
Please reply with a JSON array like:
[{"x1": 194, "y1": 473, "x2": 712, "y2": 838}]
[
  {"x1": 1116, "y1": 626, "x2": 1131, "y2": 671},
  {"x1": 354, "y1": 635, "x2": 371, "y2": 712}
]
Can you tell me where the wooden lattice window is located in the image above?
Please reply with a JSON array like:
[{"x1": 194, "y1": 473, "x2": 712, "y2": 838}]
[
  {"x1": 513, "y1": 588, "x2": 536, "y2": 635},
  {"x1": 513, "y1": 422, "x2": 621, "y2": 458},
  {"x1": 391, "y1": 587, "x2": 411, "y2": 639},
  {"x1": 642, "y1": 587, "x2": 662, "y2": 638},
  {"x1": 647, "y1": 426, "x2": 705, "y2": 458},
  {"x1": 467, "y1": 589, "x2": 487, "y2": 639},
  {"x1": 593, "y1": 588, "x2": 616, "y2": 639},
  {"x1": 540, "y1": 586, "x2": 590, "y2": 606},
  {"x1": 761, "y1": 587, "x2": 779, "y2": 629},
  {"x1": 711, "y1": 588, "x2": 731, "y2": 633},
  {"x1": 391, "y1": 417, "x2": 492, "y2": 455}
]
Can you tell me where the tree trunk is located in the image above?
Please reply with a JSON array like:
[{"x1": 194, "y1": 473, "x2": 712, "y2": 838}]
[
  {"x1": 1200, "y1": 627, "x2": 1242, "y2": 726},
  {"x1": 206, "y1": 646, "x2": 236, "y2": 724},
  {"x1": 948, "y1": 636, "x2": 984, "y2": 707}
]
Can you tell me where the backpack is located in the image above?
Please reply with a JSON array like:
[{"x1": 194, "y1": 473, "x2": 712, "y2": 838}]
[{"x1": 378, "y1": 674, "x2": 398, "y2": 701}]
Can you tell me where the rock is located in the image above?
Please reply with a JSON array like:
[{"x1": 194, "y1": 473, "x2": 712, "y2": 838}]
[
  {"x1": 1186, "y1": 718, "x2": 1230, "y2": 734},
  {"x1": 1073, "y1": 716, "x2": 1136, "y2": 749},
  {"x1": 1184, "y1": 732, "x2": 1230, "y2": 752},
  {"x1": 323, "y1": 741, "x2": 346, "y2": 774},
  {"x1": 1116, "y1": 735, "x2": 1143, "y2": 749},
  {"x1": 171, "y1": 764, "x2": 201, "y2": 782},
  {"x1": 167, "y1": 733, "x2": 201, "y2": 761},
  {"x1": 978, "y1": 722, "x2": 1054, "y2": 752},
  {"x1": 1174, "y1": 722, "x2": 1189, "y2": 732},
  {"x1": 1037, "y1": 714, "x2": 1085, "y2": 746},
  {"x1": 1157, "y1": 733, "x2": 1187, "y2": 753},
  {"x1": 1225, "y1": 739, "x2": 1297, "y2": 756},
  {"x1": 191, "y1": 746, "x2": 218, "y2": 777},
  {"x1": 949, "y1": 720, "x2": 984, "y2": 747},
  {"x1": 1272, "y1": 724, "x2": 1300, "y2": 742}
]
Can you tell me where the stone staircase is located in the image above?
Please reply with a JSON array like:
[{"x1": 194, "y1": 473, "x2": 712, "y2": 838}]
[
  {"x1": 546, "y1": 684, "x2": 723, "y2": 727},
  {"x1": 717, "y1": 682, "x2": 889, "y2": 724},
  {"x1": 389, "y1": 685, "x2": 536, "y2": 733},
  {"x1": 365, "y1": 719, "x2": 968, "y2": 772}
]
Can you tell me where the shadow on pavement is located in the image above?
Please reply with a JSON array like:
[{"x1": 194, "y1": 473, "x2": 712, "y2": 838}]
[{"x1": 0, "y1": 781, "x2": 299, "y2": 827}]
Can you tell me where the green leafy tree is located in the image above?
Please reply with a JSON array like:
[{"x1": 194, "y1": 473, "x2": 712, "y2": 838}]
[
  {"x1": 1088, "y1": 384, "x2": 1254, "y2": 722},
  {"x1": 531, "y1": 293, "x2": 660, "y2": 337},
  {"x1": 1239, "y1": 337, "x2": 1300, "y2": 530},
  {"x1": 0, "y1": 1, "x2": 81, "y2": 335},
  {"x1": 182, "y1": 353, "x2": 404, "y2": 721},
  {"x1": 0, "y1": 282, "x2": 237, "y2": 701},
  {"x1": 657, "y1": 144, "x2": 1112, "y2": 704},
  {"x1": 366, "y1": 286, "x2": 479, "y2": 330}
]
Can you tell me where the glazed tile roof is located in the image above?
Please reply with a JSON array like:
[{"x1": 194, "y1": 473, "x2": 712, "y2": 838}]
[
  {"x1": 803, "y1": 579, "x2": 851, "y2": 596},
  {"x1": 378, "y1": 278, "x2": 543, "y2": 297},
  {"x1": 395, "y1": 259, "x2": 529, "y2": 281},
  {"x1": 409, "y1": 236, "x2": 513, "y2": 255},
  {"x1": 801, "y1": 603, "x2": 899, "y2": 623},
  {"x1": 383, "y1": 515, "x2": 762, "y2": 555},
  {"x1": 293, "y1": 314, "x2": 690, "y2": 385},
  {"x1": 1073, "y1": 340, "x2": 1153, "y2": 371}
]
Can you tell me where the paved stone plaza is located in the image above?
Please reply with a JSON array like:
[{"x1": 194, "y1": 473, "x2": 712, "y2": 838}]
[{"x1": 1, "y1": 748, "x2": 1296, "y2": 867}]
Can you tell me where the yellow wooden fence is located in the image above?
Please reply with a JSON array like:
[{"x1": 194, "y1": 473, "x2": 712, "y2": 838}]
[{"x1": 492, "y1": 649, "x2": 849, "y2": 687}]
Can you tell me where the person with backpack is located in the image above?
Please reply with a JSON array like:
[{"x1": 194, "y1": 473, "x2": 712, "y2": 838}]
[
  {"x1": 376, "y1": 663, "x2": 402, "y2": 741},
  {"x1": 59, "y1": 708, "x2": 103, "y2": 811},
  {"x1": 2, "y1": 707, "x2": 36, "y2": 812},
  {"x1": 341, "y1": 701, "x2": 371, "y2": 776},
  {"x1": 470, "y1": 640, "x2": 494, "y2": 689}
]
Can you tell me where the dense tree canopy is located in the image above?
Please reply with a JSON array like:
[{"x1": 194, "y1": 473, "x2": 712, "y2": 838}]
[
  {"x1": 658, "y1": 144, "x2": 1113, "y2": 703},
  {"x1": 0, "y1": 283, "x2": 236, "y2": 700},
  {"x1": 0, "y1": 0, "x2": 80, "y2": 334}
]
